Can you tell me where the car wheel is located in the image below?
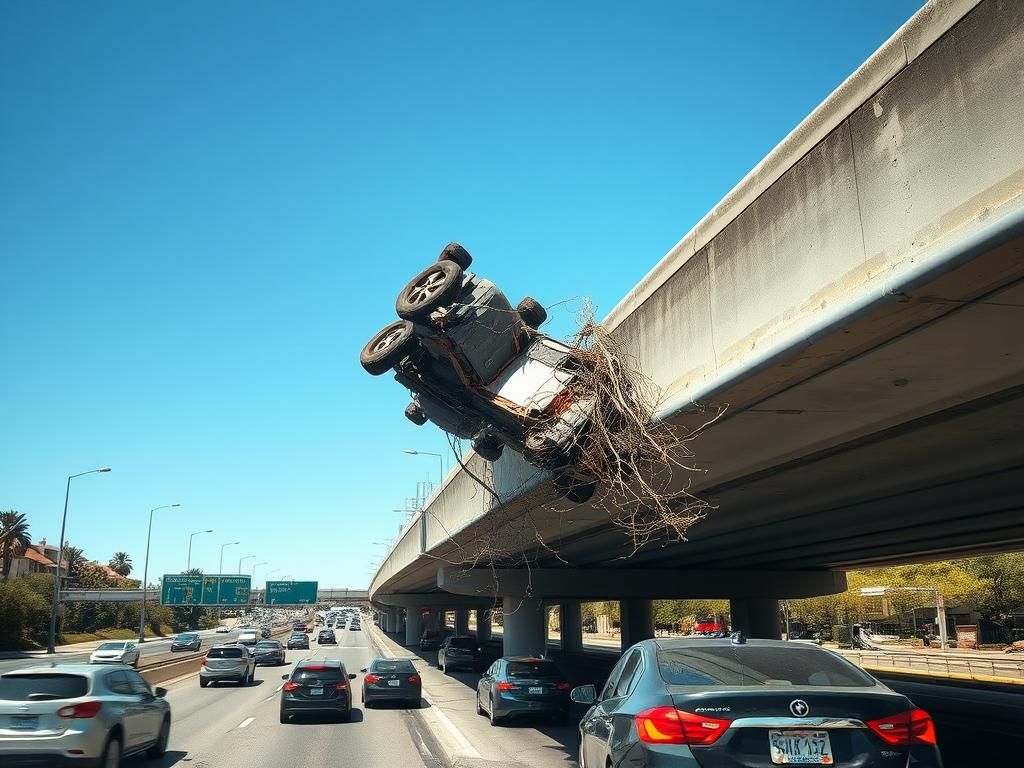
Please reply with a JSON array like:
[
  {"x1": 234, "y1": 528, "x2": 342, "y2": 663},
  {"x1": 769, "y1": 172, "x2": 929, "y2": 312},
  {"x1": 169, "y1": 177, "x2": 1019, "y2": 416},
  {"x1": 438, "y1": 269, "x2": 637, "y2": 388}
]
[
  {"x1": 100, "y1": 735, "x2": 122, "y2": 768},
  {"x1": 437, "y1": 242, "x2": 472, "y2": 270},
  {"x1": 517, "y1": 296, "x2": 547, "y2": 329},
  {"x1": 280, "y1": 710, "x2": 290, "y2": 724},
  {"x1": 471, "y1": 430, "x2": 504, "y2": 462},
  {"x1": 488, "y1": 696, "x2": 501, "y2": 726},
  {"x1": 554, "y1": 472, "x2": 597, "y2": 504},
  {"x1": 199, "y1": 678, "x2": 208, "y2": 688},
  {"x1": 395, "y1": 260, "x2": 463, "y2": 322},
  {"x1": 476, "y1": 692, "x2": 486, "y2": 716},
  {"x1": 405, "y1": 400, "x2": 428, "y2": 426},
  {"x1": 360, "y1": 320, "x2": 417, "y2": 376},
  {"x1": 147, "y1": 717, "x2": 170, "y2": 758}
]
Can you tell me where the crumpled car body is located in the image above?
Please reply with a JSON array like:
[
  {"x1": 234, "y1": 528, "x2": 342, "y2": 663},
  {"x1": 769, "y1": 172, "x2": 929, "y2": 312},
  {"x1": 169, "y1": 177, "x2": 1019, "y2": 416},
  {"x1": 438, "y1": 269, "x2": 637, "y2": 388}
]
[{"x1": 361, "y1": 243, "x2": 597, "y2": 503}]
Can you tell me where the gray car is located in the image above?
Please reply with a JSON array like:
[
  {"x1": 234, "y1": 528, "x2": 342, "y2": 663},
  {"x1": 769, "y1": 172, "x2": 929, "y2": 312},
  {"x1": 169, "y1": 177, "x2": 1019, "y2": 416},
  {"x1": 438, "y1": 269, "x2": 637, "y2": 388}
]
[
  {"x1": 199, "y1": 644, "x2": 256, "y2": 688},
  {"x1": 0, "y1": 663, "x2": 170, "y2": 767},
  {"x1": 88, "y1": 641, "x2": 141, "y2": 668}
]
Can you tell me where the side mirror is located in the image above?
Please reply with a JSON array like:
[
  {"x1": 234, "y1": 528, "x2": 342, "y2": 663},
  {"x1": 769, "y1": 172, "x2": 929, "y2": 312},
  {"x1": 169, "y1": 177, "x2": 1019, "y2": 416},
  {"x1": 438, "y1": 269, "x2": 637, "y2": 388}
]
[
  {"x1": 348, "y1": 673, "x2": 357, "y2": 680},
  {"x1": 281, "y1": 674, "x2": 289, "y2": 680},
  {"x1": 570, "y1": 684, "x2": 597, "y2": 705},
  {"x1": 154, "y1": 687, "x2": 168, "y2": 698},
  {"x1": 359, "y1": 668, "x2": 367, "y2": 673}
]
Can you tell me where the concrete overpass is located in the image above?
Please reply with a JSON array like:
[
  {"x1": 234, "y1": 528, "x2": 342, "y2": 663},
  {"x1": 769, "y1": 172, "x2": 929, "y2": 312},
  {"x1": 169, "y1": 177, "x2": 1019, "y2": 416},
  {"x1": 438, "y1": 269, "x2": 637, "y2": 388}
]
[
  {"x1": 62, "y1": 587, "x2": 368, "y2": 604},
  {"x1": 370, "y1": 0, "x2": 1024, "y2": 657}
]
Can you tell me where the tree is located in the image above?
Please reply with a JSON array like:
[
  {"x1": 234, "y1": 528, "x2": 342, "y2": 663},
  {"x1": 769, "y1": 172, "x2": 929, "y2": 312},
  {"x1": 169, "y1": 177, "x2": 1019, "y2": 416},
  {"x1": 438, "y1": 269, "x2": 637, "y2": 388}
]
[
  {"x1": 0, "y1": 510, "x2": 31, "y2": 580},
  {"x1": 108, "y1": 552, "x2": 133, "y2": 577},
  {"x1": 62, "y1": 546, "x2": 86, "y2": 582},
  {"x1": 961, "y1": 553, "x2": 1024, "y2": 621}
]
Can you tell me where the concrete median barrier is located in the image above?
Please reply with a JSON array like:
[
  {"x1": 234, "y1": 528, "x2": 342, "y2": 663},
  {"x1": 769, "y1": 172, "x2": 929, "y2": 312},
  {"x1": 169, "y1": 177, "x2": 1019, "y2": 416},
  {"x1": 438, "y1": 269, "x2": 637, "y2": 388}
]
[{"x1": 139, "y1": 624, "x2": 293, "y2": 686}]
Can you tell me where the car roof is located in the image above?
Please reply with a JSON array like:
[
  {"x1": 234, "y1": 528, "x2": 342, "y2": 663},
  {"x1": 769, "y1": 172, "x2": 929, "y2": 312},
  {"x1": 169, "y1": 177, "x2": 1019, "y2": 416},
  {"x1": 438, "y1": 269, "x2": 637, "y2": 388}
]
[
  {"x1": 502, "y1": 656, "x2": 556, "y2": 663},
  {"x1": 296, "y1": 659, "x2": 343, "y2": 668},
  {"x1": 652, "y1": 637, "x2": 824, "y2": 650},
  {"x1": 4, "y1": 664, "x2": 110, "y2": 677}
]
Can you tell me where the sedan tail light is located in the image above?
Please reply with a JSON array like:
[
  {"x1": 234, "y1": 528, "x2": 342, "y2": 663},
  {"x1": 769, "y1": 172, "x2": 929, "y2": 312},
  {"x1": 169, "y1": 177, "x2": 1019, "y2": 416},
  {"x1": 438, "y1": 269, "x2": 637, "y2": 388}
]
[
  {"x1": 364, "y1": 674, "x2": 381, "y2": 684},
  {"x1": 57, "y1": 701, "x2": 102, "y2": 719},
  {"x1": 867, "y1": 708, "x2": 937, "y2": 746},
  {"x1": 200, "y1": 657, "x2": 208, "y2": 666},
  {"x1": 408, "y1": 674, "x2": 421, "y2": 684},
  {"x1": 282, "y1": 681, "x2": 301, "y2": 691},
  {"x1": 635, "y1": 707, "x2": 730, "y2": 746},
  {"x1": 335, "y1": 682, "x2": 349, "y2": 691},
  {"x1": 555, "y1": 681, "x2": 571, "y2": 690},
  {"x1": 496, "y1": 682, "x2": 516, "y2": 692}
]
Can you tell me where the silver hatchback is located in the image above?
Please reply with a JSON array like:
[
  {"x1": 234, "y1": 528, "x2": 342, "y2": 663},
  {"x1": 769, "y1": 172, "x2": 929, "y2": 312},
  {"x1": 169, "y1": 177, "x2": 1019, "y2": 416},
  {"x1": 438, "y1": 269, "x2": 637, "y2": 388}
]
[
  {"x1": 199, "y1": 644, "x2": 256, "y2": 687},
  {"x1": 0, "y1": 663, "x2": 170, "y2": 767}
]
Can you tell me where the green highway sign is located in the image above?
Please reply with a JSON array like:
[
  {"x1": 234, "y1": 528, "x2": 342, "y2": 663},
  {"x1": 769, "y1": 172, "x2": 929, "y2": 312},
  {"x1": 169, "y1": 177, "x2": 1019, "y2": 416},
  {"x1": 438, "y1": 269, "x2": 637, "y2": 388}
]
[
  {"x1": 161, "y1": 574, "x2": 251, "y2": 606},
  {"x1": 266, "y1": 580, "x2": 318, "y2": 605},
  {"x1": 161, "y1": 574, "x2": 202, "y2": 606}
]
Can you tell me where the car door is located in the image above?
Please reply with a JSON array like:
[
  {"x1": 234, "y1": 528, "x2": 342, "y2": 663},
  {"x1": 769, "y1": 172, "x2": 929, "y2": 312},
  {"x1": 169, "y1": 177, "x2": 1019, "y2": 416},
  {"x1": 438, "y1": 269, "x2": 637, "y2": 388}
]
[
  {"x1": 581, "y1": 651, "x2": 640, "y2": 768},
  {"x1": 478, "y1": 661, "x2": 497, "y2": 705},
  {"x1": 125, "y1": 670, "x2": 164, "y2": 744},
  {"x1": 125, "y1": 643, "x2": 140, "y2": 666},
  {"x1": 105, "y1": 670, "x2": 148, "y2": 751}
]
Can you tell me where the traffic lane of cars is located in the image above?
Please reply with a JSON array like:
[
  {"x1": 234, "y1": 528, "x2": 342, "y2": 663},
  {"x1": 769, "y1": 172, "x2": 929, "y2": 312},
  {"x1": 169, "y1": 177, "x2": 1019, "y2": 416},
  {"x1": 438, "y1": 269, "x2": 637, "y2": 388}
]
[{"x1": 144, "y1": 621, "x2": 429, "y2": 768}]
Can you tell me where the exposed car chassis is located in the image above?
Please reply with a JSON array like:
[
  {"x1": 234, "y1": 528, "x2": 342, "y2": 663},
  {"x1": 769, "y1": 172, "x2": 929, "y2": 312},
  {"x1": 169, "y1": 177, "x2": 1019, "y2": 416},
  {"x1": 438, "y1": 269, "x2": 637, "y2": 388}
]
[{"x1": 361, "y1": 243, "x2": 597, "y2": 503}]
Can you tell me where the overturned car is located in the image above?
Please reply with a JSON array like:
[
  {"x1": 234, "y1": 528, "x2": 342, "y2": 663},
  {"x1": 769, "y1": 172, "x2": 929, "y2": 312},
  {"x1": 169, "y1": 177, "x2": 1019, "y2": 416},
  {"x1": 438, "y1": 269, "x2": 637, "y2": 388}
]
[{"x1": 360, "y1": 243, "x2": 598, "y2": 503}]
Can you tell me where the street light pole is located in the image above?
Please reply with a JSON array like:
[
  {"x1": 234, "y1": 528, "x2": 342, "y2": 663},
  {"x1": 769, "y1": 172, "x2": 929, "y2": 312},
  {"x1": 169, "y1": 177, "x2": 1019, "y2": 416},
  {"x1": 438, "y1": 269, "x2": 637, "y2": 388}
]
[
  {"x1": 238, "y1": 555, "x2": 255, "y2": 574},
  {"x1": 48, "y1": 467, "x2": 111, "y2": 654},
  {"x1": 217, "y1": 541, "x2": 239, "y2": 620},
  {"x1": 186, "y1": 529, "x2": 213, "y2": 571},
  {"x1": 252, "y1": 561, "x2": 268, "y2": 604},
  {"x1": 403, "y1": 449, "x2": 445, "y2": 483},
  {"x1": 139, "y1": 503, "x2": 181, "y2": 643}
]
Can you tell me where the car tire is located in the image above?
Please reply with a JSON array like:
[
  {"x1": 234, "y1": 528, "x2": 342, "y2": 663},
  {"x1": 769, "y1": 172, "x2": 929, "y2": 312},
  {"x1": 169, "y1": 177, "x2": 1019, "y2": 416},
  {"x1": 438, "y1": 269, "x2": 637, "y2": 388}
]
[
  {"x1": 405, "y1": 400, "x2": 429, "y2": 426},
  {"x1": 488, "y1": 696, "x2": 501, "y2": 726},
  {"x1": 554, "y1": 472, "x2": 598, "y2": 504},
  {"x1": 360, "y1": 320, "x2": 417, "y2": 376},
  {"x1": 472, "y1": 430, "x2": 504, "y2": 462},
  {"x1": 476, "y1": 692, "x2": 486, "y2": 716},
  {"x1": 147, "y1": 717, "x2": 170, "y2": 758},
  {"x1": 280, "y1": 710, "x2": 289, "y2": 724},
  {"x1": 438, "y1": 242, "x2": 473, "y2": 270},
  {"x1": 199, "y1": 678, "x2": 209, "y2": 688},
  {"x1": 396, "y1": 260, "x2": 464, "y2": 322},
  {"x1": 99, "y1": 735, "x2": 122, "y2": 768},
  {"x1": 517, "y1": 296, "x2": 547, "y2": 329}
]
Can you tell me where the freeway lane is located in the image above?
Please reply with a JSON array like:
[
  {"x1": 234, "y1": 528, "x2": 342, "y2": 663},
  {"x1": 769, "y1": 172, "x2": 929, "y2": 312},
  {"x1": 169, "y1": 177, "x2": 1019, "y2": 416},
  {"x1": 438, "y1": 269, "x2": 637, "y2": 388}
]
[
  {"x1": 135, "y1": 619, "x2": 432, "y2": 768},
  {"x1": 0, "y1": 626, "x2": 243, "y2": 675}
]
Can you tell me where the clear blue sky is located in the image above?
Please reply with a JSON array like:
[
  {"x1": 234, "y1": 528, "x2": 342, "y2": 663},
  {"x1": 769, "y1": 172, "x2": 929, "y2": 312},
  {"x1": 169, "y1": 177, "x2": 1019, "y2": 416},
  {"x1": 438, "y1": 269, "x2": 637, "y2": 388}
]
[{"x1": 0, "y1": 1, "x2": 923, "y2": 589}]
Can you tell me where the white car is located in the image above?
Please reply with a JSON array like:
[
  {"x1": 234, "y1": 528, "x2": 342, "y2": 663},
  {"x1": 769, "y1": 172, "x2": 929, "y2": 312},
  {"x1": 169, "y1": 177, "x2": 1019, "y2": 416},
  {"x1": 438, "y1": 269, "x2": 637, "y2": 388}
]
[
  {"x1": 237, "y1": 630, "x2": 259, "y2": 647},
  {"x1": 215, "y1": 625, "x2": 230, "y2": 633},
  {"x1": 88, "y1": 641, "x2": 140, "y2": 667}
]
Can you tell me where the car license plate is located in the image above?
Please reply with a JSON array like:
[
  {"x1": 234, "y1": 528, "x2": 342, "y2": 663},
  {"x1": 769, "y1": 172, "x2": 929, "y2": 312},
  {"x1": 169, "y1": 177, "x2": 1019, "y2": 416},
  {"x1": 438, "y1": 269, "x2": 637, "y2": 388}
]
[
  {"x1": 529, "y1": 686, "x2": 543, "y2": 695},
  {"x1": 388, "y1": 679, "x2": 400, "y2": 687},
  {"x1": 769, "y1": 730, "x2": 833, "y2": 765},
  {"x1": 9, "y1": 716, "x2": 39, "y2": 731},
  {"x1": 310, "y1": 687, "x2": 323, "y2": 696}
]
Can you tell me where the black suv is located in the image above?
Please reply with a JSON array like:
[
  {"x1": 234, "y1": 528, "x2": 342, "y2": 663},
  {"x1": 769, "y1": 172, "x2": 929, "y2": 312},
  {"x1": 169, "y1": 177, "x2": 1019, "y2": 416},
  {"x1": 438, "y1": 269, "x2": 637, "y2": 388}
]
[
  {"x1": 287, "y1": 632, "x2": 309, "y2": 650},
  {"x1": 280, "y1": 660, "x2": 356, "y2": 722},
  {"x1": 317, "y1": 629, "x2": 337, "y2": 645},
  {"x1": 438, "y1": 636, "x2": 483, "y2": 672}
]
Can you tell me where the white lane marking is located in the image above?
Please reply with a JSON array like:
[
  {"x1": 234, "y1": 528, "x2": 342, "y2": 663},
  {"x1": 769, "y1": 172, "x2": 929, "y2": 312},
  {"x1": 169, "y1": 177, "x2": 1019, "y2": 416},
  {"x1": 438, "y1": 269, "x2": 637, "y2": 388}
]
[
  {"x1": 237, "y1": 717, "x2": 255, "y2": 729},
  {"x1": 367, "y1": 625, "x2": 480, "y2": 759}
]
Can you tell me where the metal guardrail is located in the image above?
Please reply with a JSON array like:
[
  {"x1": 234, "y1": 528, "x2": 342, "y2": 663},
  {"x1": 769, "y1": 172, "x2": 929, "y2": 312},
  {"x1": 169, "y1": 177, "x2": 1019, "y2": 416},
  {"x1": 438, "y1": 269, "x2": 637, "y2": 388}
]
[{"x1": 840, "y1": 650, "x2": 1024, "y2": 682}]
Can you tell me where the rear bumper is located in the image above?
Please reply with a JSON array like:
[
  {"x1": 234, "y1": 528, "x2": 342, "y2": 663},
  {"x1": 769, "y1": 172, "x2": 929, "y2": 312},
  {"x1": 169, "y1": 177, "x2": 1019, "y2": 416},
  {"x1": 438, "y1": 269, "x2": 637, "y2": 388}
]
[
  {"x1": 441, "y1": 655, "x2": 481, "y2": 669},
  {"x1": 364, "y1": 686, "x2": 421, "y2": 702},
  {"x1": 0, "y1": 755, "x2": 106, "y2": 768},
  {"x1": 281, "y1": 697, "x2": 350, "y2": 713},
  {"x1": 200, "y1": 668, "x2": 247, "y2": 680},
  {"x1": 494, "y1": 694, "x2": 569, "y2": 719}
]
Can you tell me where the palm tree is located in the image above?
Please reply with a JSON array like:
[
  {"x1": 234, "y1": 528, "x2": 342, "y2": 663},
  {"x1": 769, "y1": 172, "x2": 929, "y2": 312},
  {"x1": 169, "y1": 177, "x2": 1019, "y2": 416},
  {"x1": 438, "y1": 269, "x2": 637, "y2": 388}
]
[
  {"x1": 108, "y1": 551, "x2": 133, "y2": 577},
  {"x1": 62, "y1": 545, "x2": 86, "y2": 582},
  {"x1": 0, "y1": 510, "x2": 31, "y2": 580}
]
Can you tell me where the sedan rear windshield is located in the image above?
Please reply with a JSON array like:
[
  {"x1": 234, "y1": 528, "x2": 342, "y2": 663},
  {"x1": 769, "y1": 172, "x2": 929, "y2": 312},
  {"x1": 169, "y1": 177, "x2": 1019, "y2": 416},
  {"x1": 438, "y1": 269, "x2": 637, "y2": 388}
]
[
  {"x1": 294, "y1": 668, "x2": 341, "y2": 683},
  {"x1": 0, "y1": 674, "x2": 89, "y2": 701},
  {"x1": 506, "y1": 661, "x2": 563, "y2": 679},
  {"x1": 370, "y1": 660, "x2": 416, "y2": 674},
  {"x1": 208, "y1": 648, "x2": 243, "y2": 659},
  {"x1": 657, "y1": 646, "x2": 874, "y2": 687},
  {"x1": 448, "y1": 638, "x2": 479, "y2": 649},
  {"x1": 256, "y1": 642, "x2": 280, "y2": 649}
]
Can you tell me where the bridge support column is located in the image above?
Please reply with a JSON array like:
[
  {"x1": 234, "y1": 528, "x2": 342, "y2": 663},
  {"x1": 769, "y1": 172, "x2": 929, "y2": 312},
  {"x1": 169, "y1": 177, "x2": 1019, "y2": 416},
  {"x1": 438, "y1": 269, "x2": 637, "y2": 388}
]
[
  {"x1": 559, "y1": 601, "x2": 583, "y2": 654},
  {"x1": 395, "y1": 609, "x2": 406, "y2": 635},
  {"x1": 502, "y1": 597, "x2": 546, "y2": 657},
  {"x1": 476, "y1": 609, "x2": 492, "y2": 643},
  {"x1": 730, "y1": 598, "x2": 781, "y2": 639},
  {"x1": 405, "y1": 608, "x2": 423, "y2": 645},
  {"x1": 620, "y1": 599, "x2": 654, "y2": 652},
  {"x1": 424, "y1": 610, "x2": 441, "y2": 633},
  {"x1": 383, "y1": 609, "x2": 393, "y2": 633},
  {"x1": 455, "y1": 609, "x2": 470, "y2": 636}
]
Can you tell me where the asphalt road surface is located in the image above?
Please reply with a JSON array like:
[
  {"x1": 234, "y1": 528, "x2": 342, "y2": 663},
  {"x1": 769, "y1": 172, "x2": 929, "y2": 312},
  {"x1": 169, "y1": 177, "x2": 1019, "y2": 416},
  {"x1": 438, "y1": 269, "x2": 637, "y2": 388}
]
[{"x1": 131, "y1": 621, "x2": 433, "y2": 768}]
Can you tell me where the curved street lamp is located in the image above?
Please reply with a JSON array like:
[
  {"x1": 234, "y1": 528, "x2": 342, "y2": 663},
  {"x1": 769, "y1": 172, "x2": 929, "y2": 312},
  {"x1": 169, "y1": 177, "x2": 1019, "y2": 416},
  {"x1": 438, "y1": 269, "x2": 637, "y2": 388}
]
[
  {"x1": 186, "y1": 529, "x2": 213, "y2": 571},
  {"x1": 140, "y1": 503, "x2": 181, "y2": 642},
  {"x1": 48, "y1": 468, "x2": 111, "y2": 654}
]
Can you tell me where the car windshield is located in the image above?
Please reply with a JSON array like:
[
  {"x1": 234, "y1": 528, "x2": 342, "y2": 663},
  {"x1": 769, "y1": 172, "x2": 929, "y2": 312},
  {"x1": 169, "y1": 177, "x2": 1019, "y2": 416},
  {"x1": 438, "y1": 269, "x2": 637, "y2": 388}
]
[
  {"x1": 175, "y1": 634, "x2": 197, "y2": 641},
  {"x1": 97, "y1": 642, "x2": 128, "y2": 650},
  {"x1": 506, "y1": 661, "x2": 563, "y2": 679},
  {"x1": 448, "y1": 638, "x2": 478, "y2": 649},
  {"x1": 0, "y1": 674, "x2": 89, "y2": 701},
  {"x1": 208, "y1": 647, "x2": 243, "y2": 659},
  {"x1": 657, "y1": 645, "x2": 875, "y2": 687},
  {"x1": 370, "y1": 660, "x2": 416, "y2": 674}
]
